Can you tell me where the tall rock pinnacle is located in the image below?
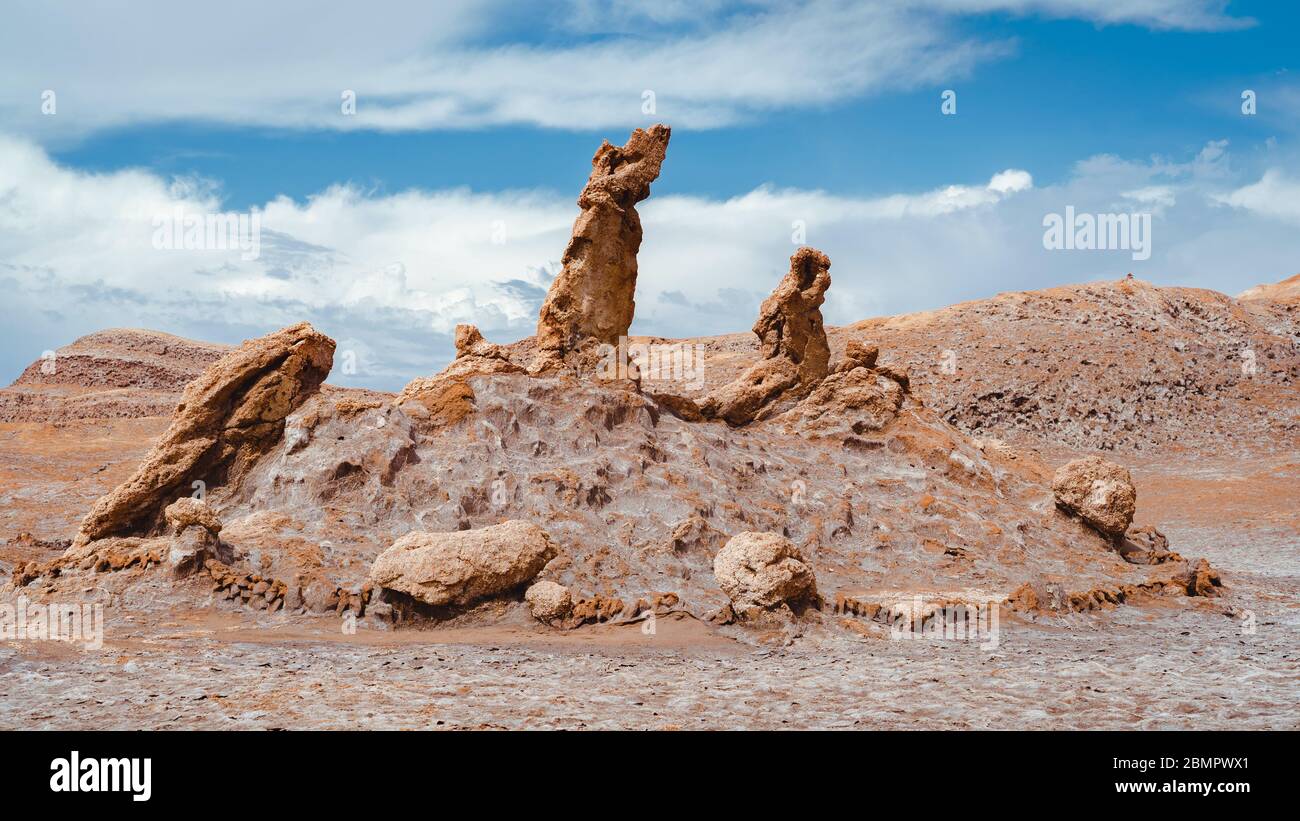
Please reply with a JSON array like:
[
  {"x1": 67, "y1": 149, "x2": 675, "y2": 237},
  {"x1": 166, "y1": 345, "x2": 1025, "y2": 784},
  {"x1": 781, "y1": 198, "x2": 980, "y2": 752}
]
[{"x1": 535, "y1": 124, "x2": 671, "y2": 363}]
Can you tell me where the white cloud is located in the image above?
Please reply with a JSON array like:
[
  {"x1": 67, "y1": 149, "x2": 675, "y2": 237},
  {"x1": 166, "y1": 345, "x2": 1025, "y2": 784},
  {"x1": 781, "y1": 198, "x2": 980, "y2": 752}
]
[
  {"x1": 915, "y1": 0, "x2": 1252, "y2": 31},
  {"x1": 2, "y1": 134, "x2": 1296, "y2": 393},
  {"x1": 1215, "y1": 170, "x2": 1300, "y2": 223},
  {"x1": 0, "y1": 0, "x2": 1249, "y2": 138}
]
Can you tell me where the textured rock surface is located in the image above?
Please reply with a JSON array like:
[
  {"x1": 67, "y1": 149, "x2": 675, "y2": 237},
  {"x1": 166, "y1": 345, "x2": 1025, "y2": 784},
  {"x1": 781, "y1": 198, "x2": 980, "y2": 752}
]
[
  {"x1": 163, "y1": 498, "x2": 222, "y2": 536},
  {"x1": 1184, "y1": 557, "x2": 1224, "y2": 597},
  {"x1": 702, "y1": 248, "x2": 832, "y2": 425},
  {"x1": 787, "y1": 365, "x2": 904, "y2": 437},
  {"x1": 712, "y1": 531, "x2": 819, "y2": 616},
  {"x1": 369, "y1": 520, "x2": 557, "y2": 607},
  {"x1": 72, "y1": 323, "x2": 334, "y2": 547},
  {"x1": 525, "y1": 580, "x2": 573, "y2": 625},
  {"x1": 1052, "y1": 455, "x2": 1138, "y2": 537},
  {"x1": 534, "y1": 124, "x2": 671, "y2": 362}
]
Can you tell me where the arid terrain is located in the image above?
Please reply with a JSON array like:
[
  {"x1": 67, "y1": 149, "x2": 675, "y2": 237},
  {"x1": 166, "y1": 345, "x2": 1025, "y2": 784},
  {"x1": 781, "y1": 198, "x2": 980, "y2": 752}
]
[{"x1": 1, "y1": 127, "x2": 1296, "y2": 730}]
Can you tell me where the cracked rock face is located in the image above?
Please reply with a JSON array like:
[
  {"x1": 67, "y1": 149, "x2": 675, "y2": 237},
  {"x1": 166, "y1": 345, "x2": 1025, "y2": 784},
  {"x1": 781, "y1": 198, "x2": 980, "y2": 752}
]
[
  {"x1": 702, "y1": 247, "x2": 832, "y2": 425},
  {"x1": 369, "y1": 520, "x2": 557, "y2": 608},
  {"x1": 1052, "y1": 455, "x2": 1137, "y2": 538},
  {"x1": 535, "y1": 124, "x2": 671, "y2": 362},
  {"x1": 713, "y1": 531, "x2": 819, "y2": 617},
  {"x1": 73, "y1": 322, "x2": 335, "y2": 547}
]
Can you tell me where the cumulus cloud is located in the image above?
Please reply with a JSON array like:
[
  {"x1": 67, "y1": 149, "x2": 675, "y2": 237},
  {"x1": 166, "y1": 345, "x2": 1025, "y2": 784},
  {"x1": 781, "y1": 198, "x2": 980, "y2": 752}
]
[
  {"x1": 2, "y1": 134, "x2": 1297, "y2": 392},
  {"x1": 0, "y1": 0, "x2": 1250, "y2": 139},
  {"x1": 1215, "y1": 170, "x2": 1300, "y2": 224}
]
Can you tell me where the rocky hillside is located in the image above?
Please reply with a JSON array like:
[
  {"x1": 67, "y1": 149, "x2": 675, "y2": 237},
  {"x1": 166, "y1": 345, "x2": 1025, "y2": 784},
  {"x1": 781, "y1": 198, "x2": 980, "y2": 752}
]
[
  {"x1": 852, "y1": 276, "x2": 1300, "y2": 454},
  {"x1": 0, "y1": 329, "x2": 230, "y2": 422},
  {"x1": 1238, "y1": 272, "x2": 1300, "y2": 303},
  {"x1": 680, "y1": 275, "x2": 1300, "y2": 456}
]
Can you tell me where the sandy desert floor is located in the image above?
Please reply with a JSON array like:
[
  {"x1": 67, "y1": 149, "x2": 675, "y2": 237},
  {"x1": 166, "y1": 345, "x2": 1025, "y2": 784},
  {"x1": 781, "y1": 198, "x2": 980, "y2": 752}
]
[{"x1": 0, "y1": 596, "x2": 1294, "y2": 730}]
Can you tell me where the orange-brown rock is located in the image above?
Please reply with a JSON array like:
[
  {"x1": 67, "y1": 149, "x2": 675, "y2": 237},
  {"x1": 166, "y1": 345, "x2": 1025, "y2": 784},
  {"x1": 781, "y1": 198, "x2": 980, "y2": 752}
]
[
  {"x1": 1051, "y1": 455, "x2": 1137, "y2": 538},
  {"x1": 454, "y1": 324, "x2": 511, "y2": 362},
  {"x1": 1184, "y1": 558, "x2": 1223, "y2": 597},
  {"x1": 72, "y1": 322, "x2": 335, "y2": 547},
  {"x1": 787, "y1": 364, "x2": 904, "y2": 437},
  {"x1": 397, "y1": 324, "x2": 523, "y2": 427},
  {"x1": 163, "y1": 497, "x2": 222, "y2": 537},
  {"x1": 834, "y1": 340, "x2": 878, "y2": 373},
  {"x1": 369, "y1": 520, "x2": 557, "y2": 608},
  {"x1": 701, "y1": 248, "x2": 832, "y2": 425},
  {"x1": 534, "y1": 124, "x2": 671, "y2": 364}
]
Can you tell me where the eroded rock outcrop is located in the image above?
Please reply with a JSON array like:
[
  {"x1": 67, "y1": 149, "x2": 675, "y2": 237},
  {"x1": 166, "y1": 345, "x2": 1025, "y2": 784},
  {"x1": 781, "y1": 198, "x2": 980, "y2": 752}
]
[
  {"x1": 73, "y1": 323, "x2": 335, "y2": 548},
  {"x1": 369, "y1": 520, "x2": 557, "y2": 608},
  {"x1": 713, "y1": 531, "x2": 820, "y2": 619},
  {"x1": 1052, "y1": 455, "x2": 1137, "y2": 538},
  {"x1": 701, "y1": 248, "x2": 832, "y2": 425},
  {"x1": 396, "y1": 323, "x2": 523, "y2": 427},
  {"x1": 534, "y1": 124, "x2": 672, "y2": 367}
]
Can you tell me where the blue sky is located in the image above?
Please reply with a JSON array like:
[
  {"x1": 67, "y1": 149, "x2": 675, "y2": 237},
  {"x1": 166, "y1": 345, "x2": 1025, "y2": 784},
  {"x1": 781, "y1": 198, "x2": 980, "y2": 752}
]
[{"x1": 2, "y1": 0, "x2": 1298, "y2": 390}]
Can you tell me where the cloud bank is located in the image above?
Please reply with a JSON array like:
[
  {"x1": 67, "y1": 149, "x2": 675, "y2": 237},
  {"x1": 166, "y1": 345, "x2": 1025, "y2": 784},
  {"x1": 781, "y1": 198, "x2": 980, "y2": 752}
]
[
  {"x1": 1, "y1": 134, "x2": 1296, "y2": 391},
  {"x1": 0, "y1": 0, "x2": 1252, "y2": 139}
]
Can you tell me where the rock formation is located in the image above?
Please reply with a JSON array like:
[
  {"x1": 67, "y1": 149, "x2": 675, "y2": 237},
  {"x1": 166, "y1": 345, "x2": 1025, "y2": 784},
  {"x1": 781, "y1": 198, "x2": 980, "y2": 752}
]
[
  {"x1": 1184, "y1": 557, "x2": 1223, "y2": 597},
  {"x1": 525, "y1": 580, "x2": 573, "y2": 625},
  {"x1": 534, "y1": 124, "x2": 671, "y2": 366},
  {"x1": 164, "y1": 497, "x2": 222, "y2": 537},
  {"x1": 369, "y1": 520, "x2": 557, "y2": 608},
  {"x1": 788, "y1": 360, "x2": 905, "y2": 436},
  {"x1": 395, "y1": 323, "x2": 525, "y2": 427},
  {"x1": 73, "y1": 322, "x2": 335, "y2": 547},
  {"x1": 1052, "y1": 455, "x2": 1137, "y2": 538},
  {"x1": 713, "y1": 531, "x2": 819, "y2": 618},
  {"x1": 701, "y1": 247, "x2": 832, "y2": 425}
]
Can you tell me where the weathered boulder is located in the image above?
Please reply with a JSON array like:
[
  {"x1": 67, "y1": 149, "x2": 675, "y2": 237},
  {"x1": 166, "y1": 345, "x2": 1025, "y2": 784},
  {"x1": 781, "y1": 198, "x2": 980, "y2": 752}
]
[
  {"x1": 163, "y1": 497, "x2": 222, "y2": 536},
  {"x1": 702, "y1": 248, "x2": 832, "y2": 425},
  {"x1": 713, "y1": 531, "x2": 819, "y2": 617},
  {"x1": 369, "y1": 520, "x2": 557, "y2": 607},
  {"x1": 834, "y1": 340, "x2": 878, "y2": 373},
  {"x1": 1051, "y1": 455, "x2": 1137, "y2": 538},
  {"x1": 525, "y1": 580, "x2": 573, "y2": 625},
  {"x1": 73, "y1": 322, "x2": 334, "y2": 547},
  {"x1": 534, "y1": 124, "x2": 671, "y2": 363},
  {"x1": 162, "y1": 498, "x2": 223, "y2": 577}
]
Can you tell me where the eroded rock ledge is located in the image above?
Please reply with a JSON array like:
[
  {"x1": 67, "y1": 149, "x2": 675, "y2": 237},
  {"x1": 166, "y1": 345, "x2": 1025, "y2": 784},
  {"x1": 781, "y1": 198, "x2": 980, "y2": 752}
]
[{"x1": 73, "y1": 322, "x2": 334, "y2": 547}]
